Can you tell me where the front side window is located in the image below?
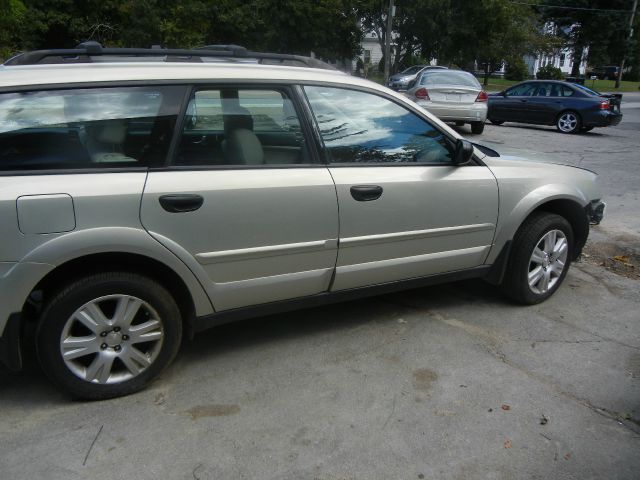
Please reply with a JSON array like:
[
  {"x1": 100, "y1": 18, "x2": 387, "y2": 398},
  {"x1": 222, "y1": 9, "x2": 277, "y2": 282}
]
[
  {"x1": 506, "y1": 83, "x2": 537, "y2": 96},
  {"x1": 176, "y1": 87, "x2": 309, "y2": 166},
  {"x1": 304, "y1": 86, "x2": 453, "y2": 164},
  {"x1": 0, "y1": 86, "x2": 184, "y2": 171}
]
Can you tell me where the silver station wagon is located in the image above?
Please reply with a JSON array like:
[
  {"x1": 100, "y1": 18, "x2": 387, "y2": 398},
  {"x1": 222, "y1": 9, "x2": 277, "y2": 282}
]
[{"x1": 0, "y1": 44, "x2": 605, "y2": 399}]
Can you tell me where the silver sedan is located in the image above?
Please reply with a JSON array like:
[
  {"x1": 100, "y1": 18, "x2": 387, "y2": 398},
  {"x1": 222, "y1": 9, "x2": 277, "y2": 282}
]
[{"x1": 405, "y1": 69, "x2": 488, "y2": 134}]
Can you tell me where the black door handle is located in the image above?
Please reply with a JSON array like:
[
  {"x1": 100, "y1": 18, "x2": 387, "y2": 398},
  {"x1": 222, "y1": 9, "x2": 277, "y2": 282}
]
[
  {"x1": 159, "y1": 194, "x2": 204, "y2": 213},
  {"x1": 350, "y1": 185, "x2": 383, "y2": 202}
]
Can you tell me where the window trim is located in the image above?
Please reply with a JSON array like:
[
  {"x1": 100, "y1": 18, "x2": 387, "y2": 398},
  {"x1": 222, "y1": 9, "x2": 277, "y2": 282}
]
[
  {"x1": 164, "y1": 83, "x2": 322, "y2": 169},
  {"x1": 299, "y1": 82, "x2": 477, "y2": 168}
]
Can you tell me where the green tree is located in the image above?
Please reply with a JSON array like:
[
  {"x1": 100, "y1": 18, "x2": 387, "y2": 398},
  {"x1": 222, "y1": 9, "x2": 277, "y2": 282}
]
[{"x1": 0, "y1": 0, "x2": 27, "y2": 58}]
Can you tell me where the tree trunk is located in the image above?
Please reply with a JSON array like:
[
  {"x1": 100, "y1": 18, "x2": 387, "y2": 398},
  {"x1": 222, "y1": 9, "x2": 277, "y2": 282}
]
[
  {"x1": 571, "y1": 44, "x2": 584, "y2": 77},
  {"x1": 483, "y1": 62, "x2": 490, "y2": 86}
]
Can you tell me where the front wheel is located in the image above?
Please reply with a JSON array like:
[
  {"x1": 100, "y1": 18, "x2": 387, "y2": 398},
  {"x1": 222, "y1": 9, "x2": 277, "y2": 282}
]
[
  {"x1": 471, "y1": 121, "x2": 485, "y2": 134},
  {"x1": 556, "y1": 111, "x2": 581, "y2": 134},
  {"x1": 501, "y1": 212, "x2": 573, "y2": 304},
  {"x1": 37, "y1": 272, "x2": 182, "y2": 400}
]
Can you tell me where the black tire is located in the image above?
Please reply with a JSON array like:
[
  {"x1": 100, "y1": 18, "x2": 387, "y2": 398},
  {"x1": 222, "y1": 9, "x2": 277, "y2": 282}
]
[
  {"x1": 37, "y1": 272, "x2": 182, "y2": 400},
  {"x1": 489, "y1": 118, "x2": 504, "y2": 125},
  {"x1": 471, "y1": 121, "x2": 485, "y2": 134},
  {"x1": 455, "y1": 121, "x2": 465, "y2": 126},
  {"x1": 501, "y1": 212, "x2": 574, "y2": 305},
  {"x1": 556, "y1": 110, "x2": 581, "y2": 134}
]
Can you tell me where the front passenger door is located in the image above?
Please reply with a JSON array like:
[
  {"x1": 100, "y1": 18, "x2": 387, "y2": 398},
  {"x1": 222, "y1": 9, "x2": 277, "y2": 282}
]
[{"x1": 303, "y1": 86, "x2": 499, "y2": 291}]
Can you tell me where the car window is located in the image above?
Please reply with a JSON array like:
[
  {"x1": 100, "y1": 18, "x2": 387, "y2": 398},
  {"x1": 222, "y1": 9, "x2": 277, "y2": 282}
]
[
  {"x1": 0, "y1": 86, "x2": 184, "y2": 171},
  {"x1": 419, "y1": 71, "x2": 480, "y2": 88},
  {"x1": 573, "y1": 84, "x2": 601, "y2": 96},
  {"x1": 561, "y1": 86, "x2": 575, "y2": 97},
  {"x1": 176, "y1": 87, "x2": 309, "y2": 166},
  {"x1": 534, "y1": 83, "x2": 553, "y2": 97},
  {"x1": 304, "y1": 86, "x2": 453, "y2": 164},
  {"x1": 402, "y1": 66, "x2": 423, "y2": 75},
  {"x1": 506, "y1": 83, "x2": 537, "y2": 96}
]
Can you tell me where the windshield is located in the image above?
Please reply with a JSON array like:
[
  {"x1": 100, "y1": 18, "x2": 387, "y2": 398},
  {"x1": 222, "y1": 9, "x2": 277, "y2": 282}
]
[
  {"x1": 420, "y1": 71, "x2": 480, "y2": 88},
  {"x1": 573, "y1": 84, "x2": 601, "y2": 96},
  {"x1": 401, "y1": 66, "x2": 423, "y2": 75}
]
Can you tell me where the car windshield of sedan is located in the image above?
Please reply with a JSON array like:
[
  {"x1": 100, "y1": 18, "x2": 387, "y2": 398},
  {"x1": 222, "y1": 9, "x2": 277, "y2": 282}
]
[
  {"x1": 419, "y1": 71, "x2": 480, "y2": 88},
  {"x1": 573, "y1": 84, "x2": 601, "y2": 96}
]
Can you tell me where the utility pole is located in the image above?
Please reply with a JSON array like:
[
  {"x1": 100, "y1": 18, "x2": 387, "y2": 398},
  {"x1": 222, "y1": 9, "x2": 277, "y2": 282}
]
[
  {"x1": 616, "y1": 0, "x2": 638, "y2": 88},
  {"x1": 383, "y1": 0, "x2": 395, "y2": 84}
]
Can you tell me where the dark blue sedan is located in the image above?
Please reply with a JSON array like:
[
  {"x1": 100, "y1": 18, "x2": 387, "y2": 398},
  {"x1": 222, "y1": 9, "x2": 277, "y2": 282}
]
[{"x1": 488, "y1": 80, "x2": 622, "y2": 133}]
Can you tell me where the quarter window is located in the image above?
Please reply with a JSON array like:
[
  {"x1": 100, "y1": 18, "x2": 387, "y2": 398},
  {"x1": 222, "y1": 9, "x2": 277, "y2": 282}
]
[
  {"x1": 0, "y1": 86, "x2": 184, "y2": 171},
  {"x1": 304, "y1": 86, "x2": 453, "y2": 164}
]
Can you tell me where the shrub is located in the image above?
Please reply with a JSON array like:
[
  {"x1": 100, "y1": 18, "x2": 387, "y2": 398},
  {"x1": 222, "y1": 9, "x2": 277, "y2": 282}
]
[
  {"x1": 536, "y1": 65, "x2": 563, "y2": 80},
  {"x1": 505, "y1": 57, "x2": 529, "y2": 81}
]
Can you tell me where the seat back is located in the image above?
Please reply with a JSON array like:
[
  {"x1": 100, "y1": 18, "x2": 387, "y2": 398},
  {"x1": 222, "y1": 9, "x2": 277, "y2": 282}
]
[{"x1": 222, "y1": 128, "x2": 264, "y2": 165}]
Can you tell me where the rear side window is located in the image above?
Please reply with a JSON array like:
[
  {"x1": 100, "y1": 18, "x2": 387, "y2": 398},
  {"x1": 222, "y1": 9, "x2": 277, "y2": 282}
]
[
  {"x1": 0, "y1": 86, "x2": 184, "y2": 171},
  {"x1": 304, "y1": 86, "x2": 453, "y2": 164},
  {"x1": 176, "y1": 87, "x2": 310, "y2": 166}
]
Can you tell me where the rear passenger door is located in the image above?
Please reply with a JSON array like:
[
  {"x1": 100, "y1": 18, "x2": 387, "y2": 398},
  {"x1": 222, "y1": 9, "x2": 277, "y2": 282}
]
[{"x1": 141, "y1": 85, "x2": 339, "y2": 311}]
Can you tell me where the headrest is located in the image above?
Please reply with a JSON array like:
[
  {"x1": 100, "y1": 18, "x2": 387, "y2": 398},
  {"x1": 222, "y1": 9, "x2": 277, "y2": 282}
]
[
  {"x1": 224, "y1": 106, "x2": 253, "y2": 134},
  {"x1": 87, "y1": 120, "x2": 127, "y2": 144}
]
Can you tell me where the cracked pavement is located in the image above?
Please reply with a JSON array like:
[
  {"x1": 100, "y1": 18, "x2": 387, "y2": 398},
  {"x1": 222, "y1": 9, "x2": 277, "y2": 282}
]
[{"x1": 1, "y1": 95, "x2": 639, "y2": 480}]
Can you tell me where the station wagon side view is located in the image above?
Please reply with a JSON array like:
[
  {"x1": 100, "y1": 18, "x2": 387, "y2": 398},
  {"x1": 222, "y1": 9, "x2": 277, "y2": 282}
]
[{"x1": 0, "y1": 45, "x2": 605, "y2": 399}]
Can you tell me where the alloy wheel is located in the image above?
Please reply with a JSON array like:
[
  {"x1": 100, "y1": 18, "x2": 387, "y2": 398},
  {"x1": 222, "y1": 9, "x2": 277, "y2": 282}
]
[{"x1": 527, "y1": 229, "x2": 569, "y2": 294}]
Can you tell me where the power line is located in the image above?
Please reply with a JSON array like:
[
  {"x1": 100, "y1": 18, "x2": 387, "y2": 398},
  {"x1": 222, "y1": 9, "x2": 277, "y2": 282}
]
[{"x1": 510, "y1": 1, "x2": 633, "y2": 13}]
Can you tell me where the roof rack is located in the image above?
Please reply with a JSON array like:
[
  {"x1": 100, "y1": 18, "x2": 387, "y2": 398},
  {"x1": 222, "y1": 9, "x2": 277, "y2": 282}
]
[{"x1": 3, "y1": 41, "x2": 337, "y2": 71}]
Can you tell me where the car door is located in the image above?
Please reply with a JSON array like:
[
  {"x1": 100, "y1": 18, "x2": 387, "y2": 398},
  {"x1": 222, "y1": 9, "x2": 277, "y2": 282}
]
[
  {"x1": 495, "y1": 82, "x2": 537, "y2": 122},
  {"x1": 302, "y1": 86, "x2": 499, "y2": 291},
  {"x1": 141, "y1": 85, "x2": 339, "y2": 311},
  {"x1": 526, "y1": 82, "x2": 558, "y2": 124}
]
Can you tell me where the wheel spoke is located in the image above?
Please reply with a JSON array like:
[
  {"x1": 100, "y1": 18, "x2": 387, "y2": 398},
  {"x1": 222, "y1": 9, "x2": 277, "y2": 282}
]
[
  {"x1": 119, "y1": 348, "x2": 147, "y2": 375},
  {"x1": 539, "y1": 270, "x2": 550, "y2": 292},
  {"x1": 128, "y1": 319, "x2": 163, "y2": 344},
  {"x1": 113, "y1": 296, "x2": 143, "y2": 328},
  {"x1": 544, "y1": 231, "x2": 556, "y2": 252},
  {"x1": 531, "y1": 247, "x2": 546, "y2": 265},
  {"x1": 62, "y1": 336, "x2": 99, "y2": 360},
  {"x1": 551, "y1": 259, "x2": 565, "y2": 276},
  {"x1": 554, "y1": 237, "x2": 568, "y2": 257},
  {"x1": 74, "y1": 303, "x2": 110, "y2": 333},
  {"x1": 529, "y1": 266, "x2": 544, "y2": 286},
  {"x1": 85, "y1": 353, "x2": 115, "y2": 384}
]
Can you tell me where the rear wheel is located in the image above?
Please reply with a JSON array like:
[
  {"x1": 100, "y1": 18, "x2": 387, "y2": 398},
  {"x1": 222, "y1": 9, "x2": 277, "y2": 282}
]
[
  {"x1": 471, "y1": 121, "x2": 485, "y2": 134},
  {"x1": 556, "y1": 111, "x2": 581, "y2": 134},
  {"x1": 37, "y1": 272, "x2": 182, "y2": 400},
  {"x1": 501, "y1": 212, "x2": 573, "y2": 304},
  {"x1": 489, "y1": 118, "x2": 504, "y2": 125}
]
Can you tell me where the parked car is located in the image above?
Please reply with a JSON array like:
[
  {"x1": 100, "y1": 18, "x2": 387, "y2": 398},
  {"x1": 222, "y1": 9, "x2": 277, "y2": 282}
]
[
  {"x1": 388, "y1": 65, "x2": 447, "y2": 91},
  {"x1": 0, "y1": 44, "x2": 604, "y2": 399},
  {"x1": 587, "y1": 66, "x2": 620, "y2": 80},
  {"x1": 405, "y1": 69, "x2": 489, "y2": 134},
  {"x1": 488, "y1": 80, "x2": 622, "y2": 133}
]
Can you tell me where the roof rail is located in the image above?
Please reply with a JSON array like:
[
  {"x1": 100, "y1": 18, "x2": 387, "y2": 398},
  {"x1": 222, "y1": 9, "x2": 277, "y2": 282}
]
[{"x1": 3, "y1": 41, "x2": 337, "y2": 70}]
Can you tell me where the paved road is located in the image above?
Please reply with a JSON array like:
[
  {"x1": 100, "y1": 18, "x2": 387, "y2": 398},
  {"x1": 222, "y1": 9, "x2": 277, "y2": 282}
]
[{"x1": 1, "y1": 95, "x2": 639, "y2": 480}]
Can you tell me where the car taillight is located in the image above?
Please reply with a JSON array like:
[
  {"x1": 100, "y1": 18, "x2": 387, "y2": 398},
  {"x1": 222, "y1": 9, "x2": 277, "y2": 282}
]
[
  {"x1": 599, "y1": 100, "x2": 610, "y2": 110},
  {"x1": 415, "y1": 88, "x2": 430, "y2": 100},
  {"x1": 475, "y1": 91, "x2": 488, "y2": 102}
]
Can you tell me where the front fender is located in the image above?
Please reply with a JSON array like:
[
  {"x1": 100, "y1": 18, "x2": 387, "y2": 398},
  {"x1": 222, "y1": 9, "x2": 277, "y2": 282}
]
[{"x1": 487, "y1": 183, "x2": 588, "y2": 264}]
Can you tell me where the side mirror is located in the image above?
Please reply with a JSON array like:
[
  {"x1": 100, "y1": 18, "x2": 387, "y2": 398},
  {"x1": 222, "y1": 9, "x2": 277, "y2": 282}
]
[
  {"x1": 453, "y1": 139, "x2": 474, "y2": 165},
  {"x1": 501, "y1": 90, "x2": 507, "y2": 97},
  {"x1": 407, "y1": 79, "x2": 416, "y2": 89}
]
